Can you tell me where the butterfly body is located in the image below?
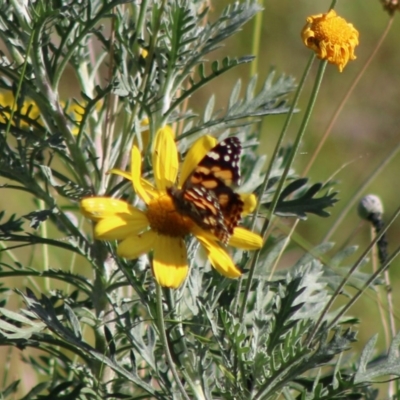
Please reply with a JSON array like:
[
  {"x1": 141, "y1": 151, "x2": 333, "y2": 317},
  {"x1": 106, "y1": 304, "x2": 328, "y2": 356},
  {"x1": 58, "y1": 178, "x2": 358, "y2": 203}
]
[{"x1": 167, "y1": 137, "x2": 244, "y2": 244}]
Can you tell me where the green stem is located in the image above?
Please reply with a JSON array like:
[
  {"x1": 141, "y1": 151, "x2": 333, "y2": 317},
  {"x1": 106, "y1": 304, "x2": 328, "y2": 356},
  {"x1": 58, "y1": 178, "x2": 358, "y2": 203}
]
[
  {"x1": 330, "y1": 1, "x2": 338, "y2": 8},
  {"x1": 307, "y1": 204, "x2": 400, "y2": 345},
  {"x1": 256, "y1": 0, "x2": 339, "y2": 225},
  {"x1": 302, "y1": 13, "x2": 395, "y2": 177},
  {"x1": 267, "y1": 220, "x2": 299, "y2": 281},
  {"x1": 238, "y1": 54, "x2": 316, "y2": 321},
  {"x1": 156, "y1": 284, "x2": 191, "y2": 400},
  {"x1": 38, "y1": 199, "x2": 50, "y2": 293},
  {"x1": 65, "y1": 216, "x2": 84, "y2": 295},
  {"x1": 255, "y1": 58, "x2": 329, "y2": 331},
  {"x1": 323, "y1": 140, "x2": 400, "y2": 242},
  {"x1": 249, "y1": 0, "x2": 264, "y2": 78},
  {"x1": 30, "y1": 21, "x2": 92, "y2": 189},
  {"x1": 249, "y1": 53, "x2": 315, "y2": 235},
  {"x1": 266, "y1": 58, "x2": 326, "y2": 227},
  {"x1": 1, "y1": 27, "x2": 34, "y2": 146},
  {"x1": 370, "y1": 225, "x2": 392, "y2": 352},
  {"x1": 135, "y1": 0, "x2": 149, "y2": 36},
  {"x1": 52, "y1": 2, "x2": 120, "y2": 91},
  {"x1": 99, "y1": 14, "x2": 117, "y2": 194},
  {"x1": 165, "y1": 290, "x2": 206, "y2": 400},
  {"x1": 232, "y1": 0, "x2": 274, "y2": 316},
  {"x1": 327, "y1": 244, "x2": 400, "y2": 331},
  {"x1": 1, "y1": 347, "x2": 13, "y2": 389},
  {"x1": 107, "y1": 0, "x2": 151, "y2": 176},
  {"x1": 115, "y1": 0, "x2": 166, "y2": 177}
]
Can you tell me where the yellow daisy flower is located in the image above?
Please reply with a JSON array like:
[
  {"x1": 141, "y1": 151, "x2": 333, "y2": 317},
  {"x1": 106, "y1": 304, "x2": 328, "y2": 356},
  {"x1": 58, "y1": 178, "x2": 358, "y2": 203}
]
[
  {"x1": 80, "y1": 127, "x2": 263, "y2": 289},
  {"x1": 0, "y1": 92, "x2": 42, "y2": 128},
  {"x1": 0, "y1": 91, "x2": 97, "y2": 135},
  {"x1": 301, "y1": 9, "x2": 359, "y2": 72},
  {"x1": 67, "y1": 102, "x2": 86, "y2": 136}
]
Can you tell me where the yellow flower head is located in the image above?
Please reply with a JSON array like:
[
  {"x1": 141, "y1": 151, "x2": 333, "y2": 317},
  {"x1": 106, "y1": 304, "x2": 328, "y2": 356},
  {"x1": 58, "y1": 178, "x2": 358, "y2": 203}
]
[
  {"x1": 80, "y1": 127, "x2": 262, "y2": 289},
  {"x1": 0, "y1": 92, "x2": 42, "y2": 128},
  {"x1": 301, "y1": 9, "x2": 359, "y2": 72},
  {"x1": 0, "y1": 91, "x2": 96, "y2": 135}
]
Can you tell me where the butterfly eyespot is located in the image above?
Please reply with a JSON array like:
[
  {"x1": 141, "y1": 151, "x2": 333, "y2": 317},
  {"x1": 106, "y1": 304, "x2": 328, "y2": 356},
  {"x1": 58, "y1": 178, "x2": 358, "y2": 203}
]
[{"x1": 168, "y1": 137, "x2": 244, "y2": 244}]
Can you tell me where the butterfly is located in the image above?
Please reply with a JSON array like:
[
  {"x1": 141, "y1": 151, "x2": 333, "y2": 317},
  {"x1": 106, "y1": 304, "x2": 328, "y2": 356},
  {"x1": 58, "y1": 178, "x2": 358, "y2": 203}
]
[{"x1": 167, "y1": 137, "x2": 244, "y2": 244}]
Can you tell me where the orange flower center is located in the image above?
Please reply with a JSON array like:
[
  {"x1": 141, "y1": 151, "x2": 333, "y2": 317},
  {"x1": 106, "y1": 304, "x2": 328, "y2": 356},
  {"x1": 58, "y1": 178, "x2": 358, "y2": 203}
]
[
  {"x1": 310, "y1": 12, "x2": 355, "y2": 46},
  {"x1": 146, "y1": 194, "x2": 194, "y2": 237}
]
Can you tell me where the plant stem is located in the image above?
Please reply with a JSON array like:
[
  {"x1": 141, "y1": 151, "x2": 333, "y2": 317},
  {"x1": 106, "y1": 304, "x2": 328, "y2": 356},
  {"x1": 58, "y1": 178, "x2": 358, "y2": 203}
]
[
  {"x1": 307, "y1": 204, "x2": 400, "y2": 345},
  {"x1": 327, "y1": 244, "x2": 400, "y2": 332},
  {"x1": 249, "y1": 0, "x2": 265, "y2": 78},
  {"x1": 266, "y1": 59, "x2": 327, "y2": 229},
  {"x1": 99, "y1": 11, "x2": 118, "y2": 194},
  {"x1": 155, "y1": 284, "x2": 191, "y2": 400},
  {"x1": 239, "y1": 54, "x2": 318, "y2": 322},
  {"x1": 116, "y1": 0, "x2": 166, "y2": 175},
  {"x1": 302, "y1": 14, "x2": 395, "y2": 176},
  {"x1": 323, "y1": 140, "x2": 400, "y2": 242},
  {"x1": 165, "y1": 290, "x2": 206, "y2": 400},
  {"x1": 38, "y1": 199, "x2": 50, "y2": 293},
  {"x1": 2, "y1": 26, "x2": 34, "y2": 146},
  {"x1": 267, "y1": 220, "x2": 299, "y2": 281}
]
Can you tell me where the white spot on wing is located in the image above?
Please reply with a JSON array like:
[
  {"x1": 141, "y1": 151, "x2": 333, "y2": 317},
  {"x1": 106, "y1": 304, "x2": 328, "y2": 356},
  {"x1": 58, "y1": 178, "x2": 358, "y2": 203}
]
[{"x1": 208, "y1": 151, "x2": 220, "y2": 160}]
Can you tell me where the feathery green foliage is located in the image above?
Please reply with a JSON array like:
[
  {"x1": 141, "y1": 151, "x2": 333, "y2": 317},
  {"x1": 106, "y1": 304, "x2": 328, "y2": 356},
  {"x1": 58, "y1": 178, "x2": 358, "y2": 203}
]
[{"x1": 0, "y1": 1, "x2": 399, "y2": 399}]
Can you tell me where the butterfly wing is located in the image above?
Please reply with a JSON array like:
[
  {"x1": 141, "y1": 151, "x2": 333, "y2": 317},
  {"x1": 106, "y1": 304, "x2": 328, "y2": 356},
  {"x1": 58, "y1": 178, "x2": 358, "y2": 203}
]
[
  {"x1": 190, "y1": 137, "x2": 241, "y2": 188},
  {"x1": 169, "y1": 137, "x2": 244, "y2": 244}
]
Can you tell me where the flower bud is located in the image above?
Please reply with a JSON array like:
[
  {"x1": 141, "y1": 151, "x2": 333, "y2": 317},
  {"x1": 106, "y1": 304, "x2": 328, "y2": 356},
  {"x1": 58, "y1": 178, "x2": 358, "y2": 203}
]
[
  {"x1": 358, "y1": 194, "x2": 384, "y2": 220},
  {"x1": 380, "y1": 0, "x2": 400, "y2": 15}
]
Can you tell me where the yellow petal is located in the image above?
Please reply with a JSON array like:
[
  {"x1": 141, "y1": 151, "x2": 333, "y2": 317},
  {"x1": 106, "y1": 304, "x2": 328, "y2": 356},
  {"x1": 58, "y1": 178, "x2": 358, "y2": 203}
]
[
  {"x1": 229, "y1": 227, "x2": 263, "y2": 250},
  {"x1": 152, "y1": 126, "x2": 178, "y2": 191},
  {"x1": 240, "y1": 193, "x2": 257, "y2": 215},
  {"x1": 131, "y1": 145, "x2": 151, "y2": 204},
  {"x1": 196, "y1": 235, "x2": 241, "y2": 278},
  {"x1": 109, "y1": 168, "x2": 158, "y2": 199},
  {"x1": 191, "y1": 224, "x2": 219, "y2": 243},
  {"x1": 179, "y1": 135, "x2": 217, "y2": 187},
  {"x1": 141, "y1": 178, "x2": 158, "y2": 198},
  {"x1": 153, "y1": 235, "x2": 188, "y2": 288},
  {"x1": 117, "y1": 230, "x2": 156, "y2": 259},
  {"x1": 109, "y1": 168, "x2": 132, "y2": 181},
  {"x1": 80, "y1": 197, "x2": 143, "y2": 221},
  {"x1": 94, "y1": 215, "x2": 149, "y2": 240}
]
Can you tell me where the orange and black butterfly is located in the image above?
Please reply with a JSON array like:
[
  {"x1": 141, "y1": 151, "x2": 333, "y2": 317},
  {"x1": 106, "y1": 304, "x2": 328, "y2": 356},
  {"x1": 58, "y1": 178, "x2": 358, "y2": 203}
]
[{"x1": 167, "y1": 137, "x2": 244, "y2": 244}]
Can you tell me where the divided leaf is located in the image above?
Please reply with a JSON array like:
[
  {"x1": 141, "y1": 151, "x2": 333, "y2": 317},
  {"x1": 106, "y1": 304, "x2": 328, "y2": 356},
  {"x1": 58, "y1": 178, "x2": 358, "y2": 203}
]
[{"x1": 264, "y1": 178, "x2": 339, "y2": 219}]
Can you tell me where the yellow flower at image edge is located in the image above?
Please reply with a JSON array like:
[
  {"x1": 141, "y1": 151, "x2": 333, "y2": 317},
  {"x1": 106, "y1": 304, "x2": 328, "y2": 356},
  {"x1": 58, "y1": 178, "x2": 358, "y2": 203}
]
[
  {"x1": 301, "y1": 9, "x2": 359, "y2": 72},
  {"x1": 80, "y1": 127, "x2": 263, "y2": 289},
  {"x1": 0, "y1": 92, "x2": 42, "y2": 127},
  {"x1": 0, "y1": 91, "x2": 98, "y2": 135}
]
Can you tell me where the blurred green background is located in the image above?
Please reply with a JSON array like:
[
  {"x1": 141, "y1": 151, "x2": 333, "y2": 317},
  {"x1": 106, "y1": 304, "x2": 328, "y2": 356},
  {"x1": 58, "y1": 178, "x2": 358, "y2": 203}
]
[{"x1": 1, "y1": 0, "x2": 400, "y2": 394}]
